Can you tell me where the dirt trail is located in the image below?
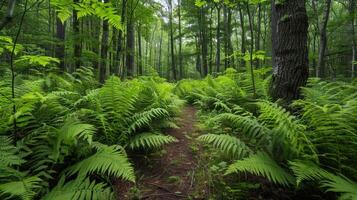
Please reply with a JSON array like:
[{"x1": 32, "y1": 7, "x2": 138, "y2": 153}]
[{"x1": 117, "y1": 106, "x2": 201, "y2": 200}]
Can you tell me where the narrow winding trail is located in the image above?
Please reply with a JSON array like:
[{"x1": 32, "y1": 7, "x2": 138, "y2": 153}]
[
  {"x1": 117, "y1": 106, "x2": 202, "y2": 200},
  {"x1": 137, "y1": 106, "x2": 199, "y2": 200}
]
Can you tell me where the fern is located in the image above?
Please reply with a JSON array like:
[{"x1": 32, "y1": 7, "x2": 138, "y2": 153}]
[
  {"x1": 290, "y1": 161, "x2": 357, "y2": 199},
  {"x1": 0, "y1": 176, "x2": 42, "y2": 200},
  {"x1": 128, "y1": 108, "x2": 169, "y2": 133},
  {"x1": 226, "y1": 152, "x2": 295, "y2": 186},
  {"x1": 67, "y1": 144, "x2": 135, "y2": 182},
  {"x1": 42, "y1": 178, "x2": 114, "y2": 200},
  {"x1": 128, "y1": 132, "x2": 177, "y2": 150},
  {"x1": 198, "y1": 134, "x2": 252, "y2": 159},
  {"x1": 0, "y1": 136, "x2": 24, "y2": 167}
]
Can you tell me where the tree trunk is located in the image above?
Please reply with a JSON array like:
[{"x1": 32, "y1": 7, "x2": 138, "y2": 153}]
[
  {"x1": 117, "y1": 0, "x2": 126, "y2": 77},
  {"x1": 256, "y1": 3, "x2": 262, "y2": 68},
  {"x1": 239, "y1": 6, "x2": 246, "y2": 68},
  {"x1": 126, "y1": 19, "x2": 135, "y2": 77},
  {"x1": 55, "y1": 17, "x2": 66, "y2": 72},
  {"x1": 216, "y1": 5, "x2": 221, "y2": 73},
  {"x1": 73, "y1": 0, "x2": 81, "y2": 71},
  {"x1": 158, "y1": 29, "x2": 163, "y2": 76},
  {"x1": 350, "y1": 0, "x2": 356, "y2": 78},
  {"x1": 270, "y1": 0, "x2": 309, "y2": 103},
  {"x1": 317, "y1": 0, "x2": 332, "y2": 78},
  {"x1": 99, "y1": 0, "x2": 109, "y2": 83},
  {"x1": 209, "y1": 8, "x2": 214, "y2": 74},
  {"x1": 178, "y1": 0, "x2": 183, "y2": 79},
  {"x1": 200, "y1": 7, "x2": 208, "y2": 76},
  {"x1": 247, "y1": 3, "x2": 256, "y2": 97},
  {"x1": 137, "y1": 24, "x2": 143, "y2": 76},
  {"x1": 168, "y1": 0, "x2": 177, "y2": 80}
]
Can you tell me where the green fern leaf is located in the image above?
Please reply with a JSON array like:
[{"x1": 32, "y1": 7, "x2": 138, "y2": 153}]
[
  {"x1": 226, "y1": 152, "x2": 295, "y2": 186},
  {"x1": 129, "y1": 132, "x2": 177, "y2": 150},
  {"x1": 198, "y1": 134, "x2": 252, "y2": 159},
  {"x1": 67, "y1": 144, "x2": 135, "y2": 182}
]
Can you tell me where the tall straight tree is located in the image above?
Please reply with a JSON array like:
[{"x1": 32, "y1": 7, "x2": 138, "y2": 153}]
[
  {"x1": 216, "y1": 4, "x2": 221, "y2": 73},
  {"x1": 55, "y1": 16, "x2": 66, "y2": 72},
  {"x1": 270, "y1": 0, "x2": 309, "y2": 103},
  {"x1": 168, "y1": 0, "x2": 177, "y2": 80},
  {"x1": 178, "y1": 0, "x2": 183, "y2": 79},
  {"x1": 99, "y1": 0, "x2": 109, "y2": 83},
  {"x1": 126, "y1": 0, "x2": 136, "y2": 77},
  {"x1": 349, "y1": 0, "x2": 356, "y2": 78},
  {"x1": 317, "y1": 0, "x2": 332, "y2": 78},
  {"x1": 72, "y1": 0, "x2": 81, "y2": 71},
  {"x1": 116, "y1": 0, "x2": 126, "y2": 76}
]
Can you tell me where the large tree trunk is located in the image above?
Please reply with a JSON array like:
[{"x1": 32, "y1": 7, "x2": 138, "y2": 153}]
[
  {"x1": 55, "y1": 17, "x2": 66, "y2": 72},
  {"x1": 270, "y1": 0, "x2": 309, "y2": 103},
  {"x1": 317, "y1": 0, "x2": 332, "y2": 78},
  {"x1": 99, "y1": 0, "x2": 109, "y2": 83}
]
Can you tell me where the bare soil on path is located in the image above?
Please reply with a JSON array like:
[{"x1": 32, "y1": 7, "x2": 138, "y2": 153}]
[{"x1": 116, "y1": 106, "x2": 203, "y2": 200}]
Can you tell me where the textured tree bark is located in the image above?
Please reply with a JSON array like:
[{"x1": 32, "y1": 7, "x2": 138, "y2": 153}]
[
  {"x1": 73, "y1": 0, "x2": 81, "y2": 71},
  {"x1": 270, "y1": 0, "x2": 309, "y2": 103},
  {"x1": 55, "y1": 17, "x2": 66, "y2": 72},
  {"x1": 99, "y1": 0, "x2": 109, "y2": 84},
  {"x1": 317, "y1": 0, "x2": 332, "y2": 78}
]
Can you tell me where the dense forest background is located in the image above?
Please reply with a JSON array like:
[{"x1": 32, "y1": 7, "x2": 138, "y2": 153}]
[
  {"x1": 1, "y1": 0, "x2": 356, "y2": 80},
  {"x1": 0, "y1": 0, "x2": 357, "y2": 200}
]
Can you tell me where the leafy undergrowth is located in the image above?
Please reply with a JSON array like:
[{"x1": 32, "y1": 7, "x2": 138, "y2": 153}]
[
  {"x1": 175, "y1": 68, "x2": 357, "y2": 200},
  {"x1": 0, "y1": 68, "x2": 184, "y2": 199}
]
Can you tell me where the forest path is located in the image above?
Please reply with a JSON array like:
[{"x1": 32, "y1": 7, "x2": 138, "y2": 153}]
[{"x1": 119, "y1": 106, "x2": 202, "y2": 200}]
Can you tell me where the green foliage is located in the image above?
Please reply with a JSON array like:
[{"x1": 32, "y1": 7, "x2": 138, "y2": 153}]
[
  {"x1": 226, "y1": 152, "x2": 295, "y2": 186},
  {"x1": 186, "y1": 74, "x2": 357, "y2": 198},
  {"x1": 129, "y1": 132, "x2": 177, "y2": 150},
  {"x1": 198, "y1": 134, "x2": 252, "y2": 159},
  {"x1": 67, "y1": 143, "x2": 135, "y2": 182}
]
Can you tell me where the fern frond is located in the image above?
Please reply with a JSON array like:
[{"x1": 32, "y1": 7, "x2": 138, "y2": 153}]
[
  {"x1": 67, "y1": 144, "x2": 135, "y2": 182},
  {"x1": 290, "y1": 161, "x2": 357, "y2": 199},
  {"x1": 0, "y1": 136, "x2": 24, "y2": 167},
  {"x1": 128, "y1": 108, "x2": 169, "y2": 133},
  {"x1": 42, "y1": 178, "x2": 114, "y2": 200},
  {"x1": 0, "y1": 176, "x2": 42, "y2": 200},
  {"x1": 128, "y1": 132, "x2": 177, "y2": 150},
  {"x1": 226, "y1": 152, "x2": 295, "y2": 186},
  {"x1": 198, "y1": 134, "x2": 252, "y2": 159}
]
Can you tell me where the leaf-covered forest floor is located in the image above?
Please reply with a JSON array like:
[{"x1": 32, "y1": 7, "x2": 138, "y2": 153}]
[{"x1": 116, "y1": 106, "x2": 206, "y2": 199}]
